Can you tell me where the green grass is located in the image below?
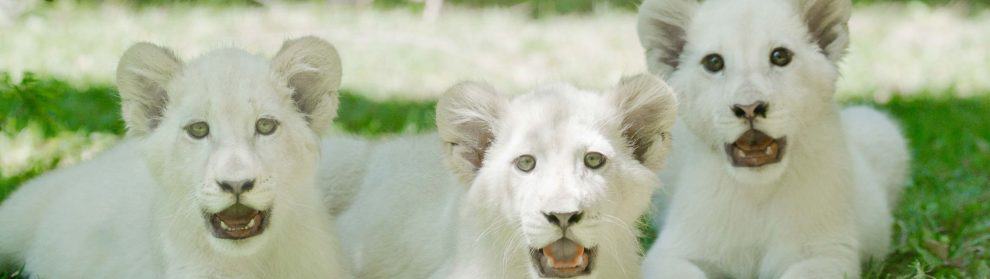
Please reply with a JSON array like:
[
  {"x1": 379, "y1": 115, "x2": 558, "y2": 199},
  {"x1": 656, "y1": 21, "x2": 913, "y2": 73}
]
[
  {"x1": 0, "y1": 73, "x2": 123, "y2": 136},
  {"x1": 1, "y1": 74, "x2": 988, "y2": 277},
  {"x1": 865, "y1": 96, "x2": 990, "y2": 277}
]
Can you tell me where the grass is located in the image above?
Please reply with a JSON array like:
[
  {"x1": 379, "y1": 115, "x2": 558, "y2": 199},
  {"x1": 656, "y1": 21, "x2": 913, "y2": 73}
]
[
  {"x1": 865, "y1": 96, "x2": 990, "y2": 277},
  {"x1": 1, "y1": 74, "x2": 989, "y2": 277}
]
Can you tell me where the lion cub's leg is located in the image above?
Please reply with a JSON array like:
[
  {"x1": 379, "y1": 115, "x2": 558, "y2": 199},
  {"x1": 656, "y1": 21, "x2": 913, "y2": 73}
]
[
  {"x1": 642, "y1": 249, "x2": 706, "y2": 279},
  {"x1": 841, "y1": 106, "x2": 909, "y2": 261}
]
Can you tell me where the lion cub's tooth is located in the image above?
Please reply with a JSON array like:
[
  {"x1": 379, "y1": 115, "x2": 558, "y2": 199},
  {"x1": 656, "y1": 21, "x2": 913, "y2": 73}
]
[
  {"x1": 735, "y1": 149, "x2": 746, "y2": 158},
  {"x1": 247, "y1": 218, "x2": 256, "y2": 229},
  {"x1": 220, "y1": 221, "x2": 231, "y2": 230}
]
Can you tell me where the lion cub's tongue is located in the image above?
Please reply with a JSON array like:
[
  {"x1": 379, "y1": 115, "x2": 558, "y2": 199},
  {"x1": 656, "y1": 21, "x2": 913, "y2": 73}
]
[
  {"x1": 735, "y1": 129, "x2": 774, "y2": 151},
  {"x1": 542, "y1": 239, "x2": 585, "y2": 268},
  {"x1": 216, "y1": 204, "x2": 259, "y2": 227}
]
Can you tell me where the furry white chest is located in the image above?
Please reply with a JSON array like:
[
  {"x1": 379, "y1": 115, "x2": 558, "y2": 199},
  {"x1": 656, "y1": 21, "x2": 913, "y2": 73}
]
[{"x1": 644, "y1": 112, "x2": 905, "y2": 279}]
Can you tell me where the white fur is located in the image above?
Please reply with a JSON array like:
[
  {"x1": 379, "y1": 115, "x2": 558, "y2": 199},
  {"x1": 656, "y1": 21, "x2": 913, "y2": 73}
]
[
  {"x1": 0, "y1": 37, "x2": 353, "y2": 278},
  {"x1": 637, "y1": 0, "x2": 909, "y2": 278},
  {"x1": 331, "y1": 75, "x2": 678, "y2": 278}
]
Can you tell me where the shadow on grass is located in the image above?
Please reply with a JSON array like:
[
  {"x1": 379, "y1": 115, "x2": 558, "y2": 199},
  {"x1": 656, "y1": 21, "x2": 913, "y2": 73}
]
[{"x1": 1, "y1": 73, "x2": 989, "y2": 277}]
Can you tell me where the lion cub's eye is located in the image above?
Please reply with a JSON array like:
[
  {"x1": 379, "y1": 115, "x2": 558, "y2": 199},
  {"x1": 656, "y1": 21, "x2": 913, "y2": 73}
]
[
  {"x1": 770, "y1": 47, "x2": 793, "y2": 67},
  {"x1": 701, "y1": 53, "x2": 725, "y2": 73},
  {"x1": 584, "y1": 152, "x2": 606, "y2": 169},
  {"x1": 256, "y1": 118, "x2": 279, "y2": 135},
  {"x1": 185, "y1": 122, "x2": 210, "y2": 139},
  {"x1": 515, "y1": 155, "x2": 536, "y2": 172}
]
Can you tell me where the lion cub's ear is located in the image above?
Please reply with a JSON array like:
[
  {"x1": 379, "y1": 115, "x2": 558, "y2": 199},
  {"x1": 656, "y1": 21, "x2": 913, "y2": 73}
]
[
  {"x1": 610, "y1": 74, "x2": 678, "y2": 170},
  {"x1": 637, "y1": 0, "x2": 698, "y2": 77},
  {"x1": 796, "y1": 0, "x2": 852, "y2": 63},
  {"x1": 436, "y1": 81, "x2": 507, "y2": 183},
  {"x1": 117, "y1": 42, "x2": 184, "y2": 137},
  {"x1": 271, "y1": 36, "x2": 343, "y2": 134}
]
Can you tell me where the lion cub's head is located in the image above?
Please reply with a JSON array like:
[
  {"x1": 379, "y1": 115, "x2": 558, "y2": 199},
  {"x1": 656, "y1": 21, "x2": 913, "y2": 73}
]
[
  {"x1": 437, "y1": 75, "x2": 676, "y2": 278},
  {"x1": 638, "y1": 0, "x2": 852, "y2": 184},
  {"x1": 116, "y1": 37, "x2": 341, "y2": 255}
]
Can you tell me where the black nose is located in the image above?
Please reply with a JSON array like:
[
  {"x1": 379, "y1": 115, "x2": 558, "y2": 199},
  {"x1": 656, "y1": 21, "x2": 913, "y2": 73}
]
[
  {"x1": 732, "y1": 101, "x2": 769, "y2": 120},
  {"x1": 543, "y1": 211, "x2": 584, "y2": 231},
  {"x1": 217, "y1": 179, "x2": 255, "y2": 195}
]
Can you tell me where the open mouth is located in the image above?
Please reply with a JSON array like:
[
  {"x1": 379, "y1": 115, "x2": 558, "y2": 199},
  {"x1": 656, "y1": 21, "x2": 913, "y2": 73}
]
[
  {"x1": 725, "y1": 129, "x2": 787, "y2": 168},
  {"x1": 530, "y1": 238, "x2": 595, "y2": 278},
  {"x1": 207, "y1": 204, "x2": 270, "y2": 240}
]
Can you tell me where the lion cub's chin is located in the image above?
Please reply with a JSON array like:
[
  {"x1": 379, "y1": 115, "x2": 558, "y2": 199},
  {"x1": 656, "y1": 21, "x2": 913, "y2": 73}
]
[
  {"x1": 723, "y1": 157, "x2": 789, "y2": 185},
  {"x1": 204, "y1": 226, "x2": 273, "y2": 256}
]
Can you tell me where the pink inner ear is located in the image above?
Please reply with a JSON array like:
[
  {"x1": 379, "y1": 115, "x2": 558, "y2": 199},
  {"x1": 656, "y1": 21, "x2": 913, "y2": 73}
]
[{"x1": 458, "y1": 147, "x2": 483, "y2": 171}]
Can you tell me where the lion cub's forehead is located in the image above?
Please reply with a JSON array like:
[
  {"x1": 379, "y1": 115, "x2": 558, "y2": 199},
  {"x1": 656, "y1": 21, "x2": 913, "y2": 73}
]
[
  {"x1": 690, "y1": 0, "x2": 806, "y2": 52},
  {"x1": 695, "y1": 0, "x2": 797, "y2": 29},
  {"x1": 500, "y1": 85, "x2": 616, "y2": 148},
  {"x1": 168, "y1": 49, "x2": 290, "y2": 110}
]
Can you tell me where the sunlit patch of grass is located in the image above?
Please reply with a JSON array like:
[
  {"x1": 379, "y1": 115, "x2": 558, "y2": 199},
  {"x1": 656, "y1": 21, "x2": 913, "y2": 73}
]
[
  {"x1": 0, "y1": 74, "x2": 988, "y2": 277},
  {"x1": 1, "y1": 2, "x2": 988, "y2": 100}
]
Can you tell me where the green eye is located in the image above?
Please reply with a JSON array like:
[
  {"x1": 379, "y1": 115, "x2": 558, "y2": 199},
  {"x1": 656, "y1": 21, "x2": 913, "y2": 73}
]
[
  {"x1": 256, "y1": 118, "x2": 278, "y2": 135},
  {"x1": 584, "y1": 152, "x2": 606, "y2": 169},
  {"x1": 185, "y1": 122, "x2": 210, "y2": 139},
  {"x1": 515, "y1": 155, "x2": 536, "y2": 172},
  {"x1": 770, "y1": 47, "x2": 793, "y2": 67},
  {"x1": 701, "y1": 53, "x2": 725, "y2": 73}
]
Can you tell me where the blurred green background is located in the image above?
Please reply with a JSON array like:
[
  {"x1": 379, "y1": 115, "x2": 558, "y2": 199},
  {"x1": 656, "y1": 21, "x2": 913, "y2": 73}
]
[
  {"x1": 1, "y1": 0, "x2": 989, "y2": 278},
  {"x1": 28, "y1": 0, "x2": 990, "y2": 17}
]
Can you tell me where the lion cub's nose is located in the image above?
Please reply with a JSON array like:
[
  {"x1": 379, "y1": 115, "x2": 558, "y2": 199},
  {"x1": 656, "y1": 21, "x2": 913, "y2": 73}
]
[
  {"x1": 731, "y1": 101, "x2": 769, "y2": 120},
  {"x1": 217, "y1": 179, "x2": 256, "y2": 195},
  {"x1": 544, "y1": 211, "x2": 584, "y2": 231}
]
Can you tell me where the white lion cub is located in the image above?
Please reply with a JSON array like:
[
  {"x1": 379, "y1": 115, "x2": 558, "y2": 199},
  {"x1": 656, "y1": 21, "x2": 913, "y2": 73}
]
[
  {"x1": 637, "y1": 0, "x2": 909, "y2": 278},
  {"x1": 0, "y1": 37, "x2": 351, "y2": 278},
  {"x1": 333, "y1": 75, "x2": 677, "y2": 278}
]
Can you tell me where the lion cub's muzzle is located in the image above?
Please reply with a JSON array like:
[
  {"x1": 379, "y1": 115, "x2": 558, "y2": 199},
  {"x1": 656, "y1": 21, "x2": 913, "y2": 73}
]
[
  {"x1": 725, "y1": 129, "x2": 786, "y2": 168},
  {"x1": 206, "y1": 179, "x2": 270, "y2": 240},
  {"x1": 725, "y1": 101, "x2": 786, "y2": 167},
  {"x1": 530, "y1": 211, "x2": 595, "y2": 277},
  {"x1": 531, "y1": 238, "x2": 596, "y2": 278}
]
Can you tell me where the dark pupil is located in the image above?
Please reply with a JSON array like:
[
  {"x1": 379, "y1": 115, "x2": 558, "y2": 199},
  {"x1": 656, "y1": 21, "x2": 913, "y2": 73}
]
[
  {"x1": 771, "y1": 48, "x2": 792, "y2": 66},
  {"x1": 702, "y1": 54, "x2": 724, "y2": 73}
]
